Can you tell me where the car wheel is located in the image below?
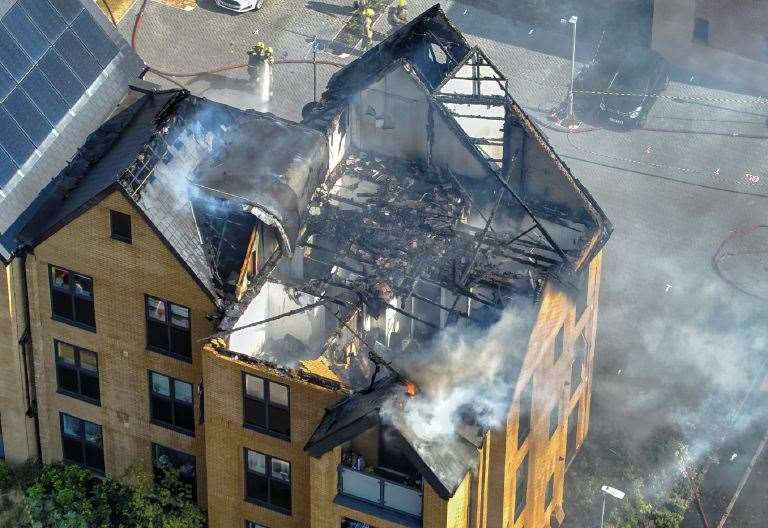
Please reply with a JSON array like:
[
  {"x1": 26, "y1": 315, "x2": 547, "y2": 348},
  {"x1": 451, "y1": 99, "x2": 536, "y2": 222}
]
[{"x1": 255, "y1": 0, "x2": 265, "y2": 9}]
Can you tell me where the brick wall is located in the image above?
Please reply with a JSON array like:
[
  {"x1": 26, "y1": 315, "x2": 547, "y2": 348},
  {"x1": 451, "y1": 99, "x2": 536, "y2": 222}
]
[{"x1": 25, "y1": 190, "x2": 216, "y2": 504}]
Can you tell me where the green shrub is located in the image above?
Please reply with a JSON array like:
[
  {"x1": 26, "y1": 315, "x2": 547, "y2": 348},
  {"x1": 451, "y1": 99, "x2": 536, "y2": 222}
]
[{"x1": 0, "y1": 461, "x2": 13, "y2": 492}]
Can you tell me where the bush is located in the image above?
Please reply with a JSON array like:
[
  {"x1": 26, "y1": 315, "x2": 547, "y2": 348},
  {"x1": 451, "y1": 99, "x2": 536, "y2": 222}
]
[
  {"x1": 0, "y1": 462, "x2": 13, "y2": 492},
  {"x1": 16, "y1": 462, "x2": 205, "y2": 528}
]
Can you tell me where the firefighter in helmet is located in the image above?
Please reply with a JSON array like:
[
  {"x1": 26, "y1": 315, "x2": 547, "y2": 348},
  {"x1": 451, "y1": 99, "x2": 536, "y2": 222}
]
[
  {"x1": 394, "y1": 0, "x2": 408, "y2": 24},
  {"x1": 362, "y1": 7, "x2": 375, "y2": 49}
]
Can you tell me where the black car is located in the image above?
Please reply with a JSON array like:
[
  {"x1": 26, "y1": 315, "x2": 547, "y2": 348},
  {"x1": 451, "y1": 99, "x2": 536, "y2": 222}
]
[{"x1": 598, "y1": 49, "x2": 669, "y2": 128}]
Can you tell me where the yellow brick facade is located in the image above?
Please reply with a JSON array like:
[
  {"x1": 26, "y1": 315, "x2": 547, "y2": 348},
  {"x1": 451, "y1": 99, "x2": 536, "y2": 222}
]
[
  {"x1": 23, "y1": 189, "x2": 217, "y2": 505},
  {"x1": 1, "y1": 178, "x2": 604, "y2": 528}
]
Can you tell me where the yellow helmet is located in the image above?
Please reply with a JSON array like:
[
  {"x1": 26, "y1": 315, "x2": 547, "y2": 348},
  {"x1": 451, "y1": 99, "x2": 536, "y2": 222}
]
[
  {"x1": 256, "y1": 41, "x2": 265, "y2": 48},
  {"x1": 267, "y1": 47, "x2": 274, "y2": 54},
  {"x1": 398, "y1": 0, "x2": 406, "y2": 6},
  {"x1": 364, "y1": 7, "x2": 374, "y2": 16}
]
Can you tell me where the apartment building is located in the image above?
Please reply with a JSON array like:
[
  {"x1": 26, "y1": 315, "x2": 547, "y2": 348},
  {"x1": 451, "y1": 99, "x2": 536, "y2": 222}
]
[
  {"x1": 0, "y1": 0, "x2": 143, "y2": 464},
  {"x1": 0, "y1": 5, "x2": 611, "y2": 528},
  {"x1": 652, "y1": 0, "x2": 768, "y2": 91}
]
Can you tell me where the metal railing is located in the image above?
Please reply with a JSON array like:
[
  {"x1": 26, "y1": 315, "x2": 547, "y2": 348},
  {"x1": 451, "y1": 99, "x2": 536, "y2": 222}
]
[{"x1": 339, "y1": 465, "x2": 422, "y2": 518}]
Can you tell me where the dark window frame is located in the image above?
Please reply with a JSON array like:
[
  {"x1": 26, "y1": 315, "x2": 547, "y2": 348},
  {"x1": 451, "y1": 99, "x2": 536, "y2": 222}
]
[
  {"x1": 54, "y1": 340, "x2": 100, "y2": 405},
  {"x1": 548, "y1": 402, "x2": 559, "y2": 439},
  {"x1": 566, "y1": 404, "x2": 580, "y2": 464},
  {"x1": 242, "y1": 372, "x2": 291, "y2": 440},
  {"x1": 571, "y1": 332, "x2": 588, "y2": 397},
  {"x1": 517, "y1": 378, "x2": 533, "y2": 448},
  {"x1": 245, "y1": 522, "x2": 267, "y2": 528},
  {"x1": 244, "y1": 448, "x2": 292, "y2": 515},
  {"x1": 152, "y1": 442, "x2": 197, "y2": 503},
  {"x1": 148, "y1": 371, "x2": 195, "y2": 436},
  {"x1": 545, "y1": 473, "x2": 554, "y2": 510},
  {"x1": 48, "y1": 264, "x2": 96, "y2": 331},
  {"x1": 59, "y1": 412, "x2": 104, "y2": 475},
  {"x1": 145, "y1": 294, "x2": 192, "y2": 362},
  {"x1": 514, "y1": 453, "x2": 528, "y2": 521},
  {"x1": 109, "y1": 209, "x2": 132, "y2": 243},
  {"x1": 693, "y1": 17, "x2": 710, "y2": 43}
]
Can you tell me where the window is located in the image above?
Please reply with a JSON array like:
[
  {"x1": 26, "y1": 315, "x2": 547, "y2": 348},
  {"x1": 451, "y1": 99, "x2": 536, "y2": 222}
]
[
  {"x1": 153, "y1": 443, "x2": 197, "y2": 502},
  {"x1": 0, "y1": 414, "x2": 4, "y2": 459},
  {"x1": 514, "y1": 454, "x2": 528, "y2": 521},
  {"x1": 49, "y1": 265, "x2": 95, "y2": 329},
  {"x1": 517, "y1": 378, "x2": 533, "y2": 447},
  {"x1": 244, "y1": 449, "x2": 291, "y2": 513},
  {"x1": 149, "y1": 371, "x2": 195, "y2": 435},
  {"x1": 566, "y1": 405, "x2": 580, "y2": 464},
  {"x1": 60, "y1": 413, "x2": 104, "y2": 474},
  {"x1": 246, "y1": 522, "x2": 267, "y2": 528},
  {"x1": 342, "y1": 519, "x2": 373, "y2": 528},
  {"x1": 243, "y1": 373, "x2": 290, "y2": 438},
  {"x1": 110, "y1": 210, "x2": 132, "y2": 243},
  {"x1": 693, "y1": 17, "x2": 709, "y2": 42},
  {"x1": 146, "y1": 295, "x2": 191, "y2": 361},
  {"x1": 549, "y1": 402, "x2": 559, "y2": 439},
  {"x1": 545, "y1": 474, "x2": 554, "y2": 509},
  {"x1": 571, "y1": 332, "x2": 588, "y2": 397},
  {"x1": 553, "y1": 327, "x2": 564, "y2": 364},
  {"x1": 55, "y1": 341, "x2": 99, "y2": 404}
]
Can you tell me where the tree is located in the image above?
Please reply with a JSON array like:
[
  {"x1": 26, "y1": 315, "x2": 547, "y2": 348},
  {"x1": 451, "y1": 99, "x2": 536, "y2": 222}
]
[{"x1": 15, "y1": 462, "x2": 205, "y2": 528}]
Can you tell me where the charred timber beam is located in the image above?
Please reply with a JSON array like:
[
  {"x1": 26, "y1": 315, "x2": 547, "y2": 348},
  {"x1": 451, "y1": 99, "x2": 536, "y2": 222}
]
[
  {"x1": 449, "y1": 111, "x2": 506, "y2": 121},
  {"x1": 471, "y1": 138, "x2": 505, "y2": 146},
  {"x1": 409, "y1": 291, "x2": 480, "y2": 323},
  {"x1": 435, "y1": 93, "x2": 506, "y2": 106}
]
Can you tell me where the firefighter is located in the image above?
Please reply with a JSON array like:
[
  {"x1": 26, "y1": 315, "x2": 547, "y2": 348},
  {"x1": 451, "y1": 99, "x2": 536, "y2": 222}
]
[
  {"x1": 248, "y1": 41, "x2": 274, "y2": 65},
  {"x1": 362, "y1": 7, "x2": 375, "y2": 49},
  {"x1": 394, "y1": 0, "x2": 408, "y2": 24}
]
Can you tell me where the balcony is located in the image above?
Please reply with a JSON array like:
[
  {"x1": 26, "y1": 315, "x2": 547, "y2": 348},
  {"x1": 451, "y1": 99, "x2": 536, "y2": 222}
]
[{"x1": 337, "y1": 464, "x2": 423, "y2": 525}]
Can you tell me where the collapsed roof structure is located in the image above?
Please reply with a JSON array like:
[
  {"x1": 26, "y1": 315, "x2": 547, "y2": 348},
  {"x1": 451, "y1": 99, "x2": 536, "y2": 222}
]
[{"x1": 11, "y1": 4, "x2": 611, "y2": 501}]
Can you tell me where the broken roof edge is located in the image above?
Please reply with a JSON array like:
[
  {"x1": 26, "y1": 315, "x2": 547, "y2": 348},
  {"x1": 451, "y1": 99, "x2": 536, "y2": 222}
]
[{"x1": 206, "y1": 341, "x2": 347, "y2": 393}]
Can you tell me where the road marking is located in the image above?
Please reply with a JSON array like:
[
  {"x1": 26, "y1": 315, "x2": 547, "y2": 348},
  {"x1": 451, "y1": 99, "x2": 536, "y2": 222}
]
[{"x1": 716, "y1": 423, "x2": 768, "y2": 528}]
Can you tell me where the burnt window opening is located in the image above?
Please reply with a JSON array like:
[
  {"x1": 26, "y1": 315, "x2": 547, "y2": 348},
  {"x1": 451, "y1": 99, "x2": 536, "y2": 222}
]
[
  {"x1": 55, "y1": 341, "x2": 99, "y2": 404},
  {"x1": 245, "y1": 522, "x2": 267, "y2": 528},
  {"x1": 548, "y1": 402, "x2": 559, "y2": 439},
  {"x1": 153, "y1": 443, "x2": 197, "y2": 503},
  {"x1": 60, "y1": 413, "x2": 104, "y2": 474},
  {"x1": 566, "y1": 404, "x2": 580, "y2": 464},
  {"x1": 110, "y1": 210, "x2": 132, "y2": 243},
  {"x1": 545, "y1": 474, "x2": 554, "y2": 510},
  {"x1": 149, "y1": 371, "x2": 195, "y2": 435},
  {"x1": 517, "y1": 378, "x2": 533, "y2": 448},
  {"x1": 514, "y1": 453, "x2": 528, "y2": 521},
  {"x1": 571, "y1": 332, "x2": 588, "y2": 397},
  {"x1": 379, "y1": 425, "x2": 422, "y2": 483},
  {"x1": 243, "y1": 373, "x2": 290, "y2": 439},
  {"x1": 693, "y1": 17, "x2": 709, "y2": 43},
  {"x1": 245, "y1": 449, "x2": 291, "y2": 513},
  {"x1": 146, "y1": 295, "x2": 191, "y2": 361},
  {"x1": 49, "y1": 265, "x2": 95, "y2": 330},
  {"x1": 553, "y1": 327, "x2": 564, "y2": 364}
]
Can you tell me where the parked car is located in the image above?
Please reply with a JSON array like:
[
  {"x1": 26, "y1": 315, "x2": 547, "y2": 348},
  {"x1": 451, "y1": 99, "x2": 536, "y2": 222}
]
[
  {"x1": 215, "y1": 0, "x2": 265, "y2": 12},
  {"x1": 598, "y1": 49, "x2": 669, "y2": 128}
]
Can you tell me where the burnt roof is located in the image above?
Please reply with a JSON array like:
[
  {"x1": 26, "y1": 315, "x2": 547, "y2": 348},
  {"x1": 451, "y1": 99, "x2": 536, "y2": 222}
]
[
  {"x1": 305, "y1": 376, "x2": 478, "y2": 499},
  {"x1": 17, "y1": 89, "x2": 328, "y2": 302}
]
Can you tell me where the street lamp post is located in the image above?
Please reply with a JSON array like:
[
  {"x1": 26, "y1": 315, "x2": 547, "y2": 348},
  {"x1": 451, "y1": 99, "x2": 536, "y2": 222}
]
[
  {"x1": 599, "y1": 485, "x2": 626, "y2": 528},
  {"x1": 561, "y1": 15, "x2": 578, "y2": 121}
]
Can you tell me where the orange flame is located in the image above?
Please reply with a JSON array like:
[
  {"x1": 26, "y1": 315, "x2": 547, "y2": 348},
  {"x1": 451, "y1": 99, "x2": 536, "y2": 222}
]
[{"x1": 404, "y1": 380, "x2": 418, "y2": 397}]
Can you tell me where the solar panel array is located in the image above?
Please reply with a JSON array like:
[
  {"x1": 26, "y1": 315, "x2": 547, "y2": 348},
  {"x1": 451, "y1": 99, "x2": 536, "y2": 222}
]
[{"x1": 0, "y1": 0, "x2": 119, "y2": 187}]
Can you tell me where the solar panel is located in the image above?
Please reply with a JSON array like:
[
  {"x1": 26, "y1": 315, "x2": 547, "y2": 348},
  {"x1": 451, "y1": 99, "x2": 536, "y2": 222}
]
[
  {"x1": 20, "y1": 69, "x2": 68, "y2": 124},
  {"x1": 0, "y1": 0, "x2": 123, "y2": 189},
  {"x1": 19, "y1": 0, "x2": 67, "y2": 42},
  {"x1": 0, "y1": 145, "x2": 18, "y2": 187},
  {"x1": 4, "y1": 88, "x2": 53, "y2": 144},
  {"x1": 72, "y1": 10, "x2": 118, "y2": 67},
  {"x1": 0, "y1": 26, "x2": 33, "y2": 82},
  {"x1": 55, "y1": 29, "x2": 102, "y2": 85},
  {"x1": 3, "y1": 7, "x2": 48, "y2": 62},
  {"x1": 0, "y1": 106, "x2": 36, "y2": 166},
  {"x1": 0, "y1": 63, "x2": 13, "y2": 102},
  {"x1": 49, "y1": 0, "x2": 84, "y2": 24},
  {"x1": 38, "y1": 48, "x2": 85, "y2": 106}
]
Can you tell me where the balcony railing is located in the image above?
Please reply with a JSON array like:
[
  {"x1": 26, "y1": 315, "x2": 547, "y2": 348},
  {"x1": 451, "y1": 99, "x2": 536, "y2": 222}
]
[{"x1": 338, "y1": 465, "x2": 423, "y2": 518}]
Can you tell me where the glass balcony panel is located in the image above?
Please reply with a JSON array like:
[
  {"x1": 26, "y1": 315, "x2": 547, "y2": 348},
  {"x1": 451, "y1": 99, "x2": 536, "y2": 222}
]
[
  {"x1": 340, "y1": 467, "x2": 381, "y2": 503},
  {"x1": 383, "y1": 481, "x2": 422, "y2": 517}
]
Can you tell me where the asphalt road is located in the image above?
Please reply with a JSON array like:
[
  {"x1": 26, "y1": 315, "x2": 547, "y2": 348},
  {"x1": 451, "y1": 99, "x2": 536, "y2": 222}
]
[{"x1": 115, "y1": 0, "x2": 768, "y2": 523}]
